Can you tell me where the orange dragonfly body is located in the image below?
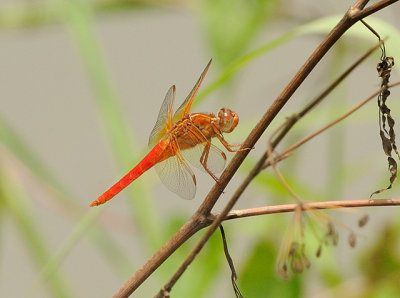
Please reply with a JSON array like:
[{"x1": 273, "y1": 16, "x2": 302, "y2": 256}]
[{"x1": 91, "y1": 60, "x2": 244, "y2": 206}]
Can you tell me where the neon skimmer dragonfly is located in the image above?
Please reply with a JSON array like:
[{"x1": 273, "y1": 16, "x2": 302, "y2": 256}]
[{"x1": 91, "y1": 60, "x2": 245, "y2": 206}]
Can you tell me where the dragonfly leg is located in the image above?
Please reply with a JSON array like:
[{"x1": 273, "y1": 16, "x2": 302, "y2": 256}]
[
  {"x1": 216, "y1": 134, "x2": 250, "y2": 152},
  {"x1": 199, "y1": 140, "x2": 220, "y2": 183},
  {"x1": 210, "y1": 122, "x2": 251, "y2": 152},
  {"x1": 183, "y1": 123, "x2": 222, "y2": 182}
]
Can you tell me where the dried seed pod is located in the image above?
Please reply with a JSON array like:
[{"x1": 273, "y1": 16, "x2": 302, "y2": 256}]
[
  {"x1": 301, "y1": 253, "x2": 311, "y2": 269},
  {"x1": 348, "y1": 232, "x2": 357, "y2": 248},
  {"x1": 358, "y1": 214, "x2": 369, "y2": 227},
  {"x1": 291, "y1": 257, "x2": 303, "y2": 274}
]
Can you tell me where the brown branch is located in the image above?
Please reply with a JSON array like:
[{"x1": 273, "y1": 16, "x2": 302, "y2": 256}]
[
  {"x1": 350, "y1": 0, "x2": 398, "y2": 19},
  {"x1": 113, "y1": 1, "x2": 399, "y2": 297},
  {"x1": 223, "y1": 198, "x2": 400, "y2": 220}
]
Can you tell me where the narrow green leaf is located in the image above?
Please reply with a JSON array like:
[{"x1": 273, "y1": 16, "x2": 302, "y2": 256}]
[
  {"x1": 59, "y1": 0, "x2": 160, "y2": 248},
  {"x1": 195, "y1": 30, "x2": 298, "y2": 107},
  {"x1": 196, "y1": 16, "x2": 400, "y2": 107},
  {"x1": 32, "y1": 208, "x2": 131, "y2": 289},
  {"x1": 0, "y1": 168, "x2": 73, "y2": 298},
  {"x1": 0, "y1": 115, "x2": 73, "y2": 205},
  {"x1": 1, "y1": 119, "x2": 135, "y2": 279}
]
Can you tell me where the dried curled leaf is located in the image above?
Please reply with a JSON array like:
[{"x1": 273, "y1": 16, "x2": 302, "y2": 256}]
[{"x1": 372, "y1": 55, "x2": 398, "y2": 196}]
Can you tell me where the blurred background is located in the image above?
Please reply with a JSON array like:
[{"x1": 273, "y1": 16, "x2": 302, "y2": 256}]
[{"x1": 1, "y1": 0, "x2": 400, "y2": 297}]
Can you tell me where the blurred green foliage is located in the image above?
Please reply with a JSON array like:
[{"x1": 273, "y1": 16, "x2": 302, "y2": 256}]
[
  {"x1": 240, "y1": 238, "x2": 302, "y2": 297},
  {"x1": 1, "y1": 0, "x2": 400, "y2": 297},
  {"x1": 359, "y1": 222, "x2": 400, "y2": 297},
  {"x1": 201, "y1": 0, "x2": 281, "y2": 67}
]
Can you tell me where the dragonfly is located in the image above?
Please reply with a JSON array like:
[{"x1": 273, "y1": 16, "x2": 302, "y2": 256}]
[{"x1": 90, "y1": 60, "x2": 247, "y2": 207}]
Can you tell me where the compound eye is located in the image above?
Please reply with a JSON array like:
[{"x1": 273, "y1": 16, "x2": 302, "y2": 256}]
[{"x1": 218, "y1": 108, "x2": 238, "y2": 133}]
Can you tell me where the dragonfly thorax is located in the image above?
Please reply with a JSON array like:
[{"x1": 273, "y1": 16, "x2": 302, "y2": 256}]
[{"x1": 217, "y1": 108, "x2": 239, "y2": 133}]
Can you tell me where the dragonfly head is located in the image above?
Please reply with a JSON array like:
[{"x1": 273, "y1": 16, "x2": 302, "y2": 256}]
[{"x1": 218, "y1": 108, "x2": 239, "y2": 133}]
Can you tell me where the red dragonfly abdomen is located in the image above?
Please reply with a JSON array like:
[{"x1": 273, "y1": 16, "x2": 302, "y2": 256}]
[{"x1": 90, "y1": 140, "x2": 167, "y2": 206}]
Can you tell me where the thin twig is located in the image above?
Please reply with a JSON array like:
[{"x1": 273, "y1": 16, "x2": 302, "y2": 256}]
[
  {"x1": 267, "y1": 122, "x2": 303, "y2": 203},
  {"x1": 219, "y1": 225, "x2": 243, "y2": 298},
  {"x1": 263, "y1": 81, "x2": 400, "y2": 169},
  {"x1": 222, "y1": 198, "x2": 400, "y2": 220}
]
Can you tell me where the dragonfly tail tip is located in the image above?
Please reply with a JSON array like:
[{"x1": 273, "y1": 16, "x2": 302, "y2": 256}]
[{"x1": 90, "y1": 200, "x2": 99, "y2": 207}]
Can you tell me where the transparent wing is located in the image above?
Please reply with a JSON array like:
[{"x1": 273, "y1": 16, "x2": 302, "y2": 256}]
[
  {"x1": 179, "y1": 125, "x2": 227, "y2": 176},
  {"x1": 173, "y1": 59, "x2": 212, "y2": 122},
  {"x1": 181, "y1": 142, "x2": 227, "y2": 175},
  {"x1": 154, "y1": 143, "x2": 197, "y2": 200},
  {"x1": 149, "y1": 85, "x2": 176, "y2": 148}
]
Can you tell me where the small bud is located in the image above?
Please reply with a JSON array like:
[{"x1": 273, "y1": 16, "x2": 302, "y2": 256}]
[
  {"x1": 348, "y1": 232, "x2": 357, "y2": 248},
  {"x1": 358, "y1": 215, "x2": 369, "y2": 227},
  {"x1": 316, "y1": 245, "x2": 322, "y2": 258}
]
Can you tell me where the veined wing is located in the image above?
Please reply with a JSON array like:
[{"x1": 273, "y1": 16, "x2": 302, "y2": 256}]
[
  {"x1": 173, "y1": 59, "x2": 212, "y2": 122},
  {"x1": 149, "y1": 85, "x2": 176, "y2": 148},
  {"x1": 181, "y1": 142, "x2": 227, "y2": 176},
  {"x1": 179, "y1": 124, "x2": 227, "y2": 176},
  {"x1": 154, "y1": 138, "x2": 197, "y2": 200}
]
